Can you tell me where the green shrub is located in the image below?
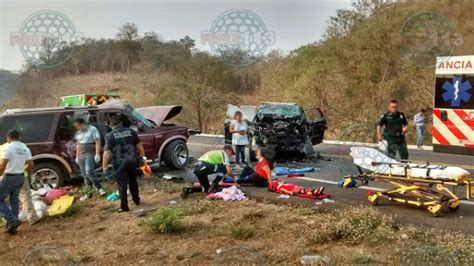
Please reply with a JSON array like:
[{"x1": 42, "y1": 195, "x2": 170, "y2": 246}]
[
  {"x1": 141, "y1": 207, "x2": 184, "y2": 234},
  {"x1": 231, "y1": 226, "x2": 256, "y2": 240},
  {"x1": 310, "y1": 207, "x2": 395, "y2": 245}
]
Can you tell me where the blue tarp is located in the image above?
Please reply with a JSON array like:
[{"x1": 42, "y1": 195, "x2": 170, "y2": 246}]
[{"x1": 273, "y1": 167, "x2": 315, "y2": 176}]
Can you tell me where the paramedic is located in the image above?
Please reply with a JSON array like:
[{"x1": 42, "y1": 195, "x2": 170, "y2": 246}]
[
  {"x1": 376, "y1": 100, "x2": 409, "y2": 160},
  {"x1": 102, "y1": 114, "x2": 145, "y2": 212},
  {"x1": 414, "y1": 109, "x2": 426, "y2": 149},
  {"x1": 181, "y1": 145, "x2": 235, "y2": 198},
  {"x1": 0, "y1": 130, "x2": 34, "y2": 234}
]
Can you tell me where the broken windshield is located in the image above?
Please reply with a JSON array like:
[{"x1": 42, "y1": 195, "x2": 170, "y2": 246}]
[
  {"x1": 257, "y1": 104, "x2": 302, "y2": 118},
  {"x1": 125, "y1": 105, "x2": 155, "y2": 128}
]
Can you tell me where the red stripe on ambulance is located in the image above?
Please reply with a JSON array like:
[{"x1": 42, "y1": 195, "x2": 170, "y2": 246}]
[
  {"x1": 433, "y1": 109, "x2": 468, "y2": 141},
  {"x1": 432, "y1": 126, "x2": 450, "y2": 145},
  {"x1": 453, "y1": 109, "x2": 474, "y2": 130}
]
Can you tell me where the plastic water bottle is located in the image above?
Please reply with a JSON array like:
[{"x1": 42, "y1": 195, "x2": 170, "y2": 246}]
[{"x1": 300, "y1": 255, "x2": 331, "y2": 265}]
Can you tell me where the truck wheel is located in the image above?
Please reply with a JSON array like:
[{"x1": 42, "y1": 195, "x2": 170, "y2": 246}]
[
  {"x1": 163, "y1": 140, "x2": 189, "y2": 170},
  {"x1": 31, "y1": 162, "x2": 66, "y2": 189}
]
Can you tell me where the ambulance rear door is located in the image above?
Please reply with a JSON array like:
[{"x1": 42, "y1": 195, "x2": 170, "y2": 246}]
[{"x1": 433, "y1": 56, "x2": 474, "y2": 155}]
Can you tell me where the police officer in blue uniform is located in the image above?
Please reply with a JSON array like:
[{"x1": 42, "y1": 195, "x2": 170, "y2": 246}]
[
  {"x1": 377, "y1": 100, "x2": 409, "y2": 160},
  {"x1": 102, "y1": 114, "x2": 145, "y2": 212}
]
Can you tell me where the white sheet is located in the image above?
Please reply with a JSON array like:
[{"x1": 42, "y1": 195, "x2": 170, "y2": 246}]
[{"x1": 350, "y1": 147, "x2": 470, "y2": 180}]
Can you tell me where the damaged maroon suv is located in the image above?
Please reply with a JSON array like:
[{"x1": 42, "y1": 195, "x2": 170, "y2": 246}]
[{"x1": 0, "y1": 100, "x2": 196, "y2": 189}]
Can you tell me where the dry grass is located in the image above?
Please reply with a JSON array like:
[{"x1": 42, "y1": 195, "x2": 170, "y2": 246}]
[
  {"x1": 307, "y1": 206, "x2": 397, "y2": 245},
  {"x1": 0, "y1": 178, "x2": 473, "y2": 264}
]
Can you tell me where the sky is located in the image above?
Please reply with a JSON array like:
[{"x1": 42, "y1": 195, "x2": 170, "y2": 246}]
[{"x1": 0, "y1": 0, "x2": 353, "y2": 71}]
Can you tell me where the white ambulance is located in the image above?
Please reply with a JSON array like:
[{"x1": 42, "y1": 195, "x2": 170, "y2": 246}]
[{"x1": 433, "y1": 55, "x2": 474, "y2": 155}]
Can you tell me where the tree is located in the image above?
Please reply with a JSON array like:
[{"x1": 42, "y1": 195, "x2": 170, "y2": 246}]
[{"x1": 116, "y1": 23, "x2": 142, "y2": 71}]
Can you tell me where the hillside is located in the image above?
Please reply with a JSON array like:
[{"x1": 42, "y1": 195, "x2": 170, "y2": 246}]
[
  {"x1": 0, "y1": 70, "x2": 18, "y2": 106},
  {"x1": 6, "y1": 0, "x2": 474, "y2": 144}
]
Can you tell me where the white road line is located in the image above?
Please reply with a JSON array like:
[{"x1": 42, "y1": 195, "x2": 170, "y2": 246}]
[{"x1": 289, "y1": 176, "x2": 474, "y2": 206}]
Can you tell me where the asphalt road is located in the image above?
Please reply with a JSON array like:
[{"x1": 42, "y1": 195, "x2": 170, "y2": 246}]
[{"x1": 182, "y1": 135, "x2": 474, "y2": 234}]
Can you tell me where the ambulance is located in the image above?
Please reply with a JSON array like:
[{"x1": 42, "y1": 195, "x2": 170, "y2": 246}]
[{"x1": 433, "y1": 55, "x2": 474, "y2": 155}]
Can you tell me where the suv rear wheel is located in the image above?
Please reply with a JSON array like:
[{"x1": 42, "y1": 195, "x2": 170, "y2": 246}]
[
  {"x1": 31, "y1": 162, "x2": 65, "y2": 189},
  {"x1": 163, "y1": 140, "x2": 189, "y2": 170}
]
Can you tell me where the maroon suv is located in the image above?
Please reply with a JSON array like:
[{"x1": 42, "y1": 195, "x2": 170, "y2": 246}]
[{"x1": 0, "y1": 100, "x2": 195, "y2": 189}]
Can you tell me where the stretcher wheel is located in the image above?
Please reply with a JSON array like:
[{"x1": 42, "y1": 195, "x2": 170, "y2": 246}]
[
  {"x1": 448, "y1": 205, "x2": 460, "y2": 212},
  {"x1": 368, "y1": 194, "x2": 379, "y2": 206},
  {"x1": 447, "y1": 201, "x2": 460, "y2": 212},
  {"x1": 428, "y1": 204, "x2": 443, "y2": 217}
]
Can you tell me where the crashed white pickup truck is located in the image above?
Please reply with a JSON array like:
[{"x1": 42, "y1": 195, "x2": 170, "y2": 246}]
[{"x1": 224, "y1": 102, "x2": 327, "y2": 160}]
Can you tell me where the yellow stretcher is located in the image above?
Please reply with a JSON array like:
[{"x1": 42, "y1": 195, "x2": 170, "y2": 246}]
[{"x1": 343, "y1": 147, "x2": 474, "y2": 217}]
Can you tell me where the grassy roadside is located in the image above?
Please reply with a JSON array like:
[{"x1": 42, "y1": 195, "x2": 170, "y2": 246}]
[
  {"x1": 1, "y1": 179, "x2": 472, "y2": 264},
  {"x1": 137, "y1": 181, "x2": 474, "y2": 264}
]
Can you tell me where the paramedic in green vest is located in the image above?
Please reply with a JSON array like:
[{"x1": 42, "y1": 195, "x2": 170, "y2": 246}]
[
  {"x1": 181, "y1": 145, "x2": 235, "y2": 198},
  {"x1": 376, "y1": 100, "x2": 409, "y2": 160}
]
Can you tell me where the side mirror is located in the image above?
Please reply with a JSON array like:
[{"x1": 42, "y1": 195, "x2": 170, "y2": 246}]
[{"x1": 137, "y1": 122, "x2": 145, "y2": 131}]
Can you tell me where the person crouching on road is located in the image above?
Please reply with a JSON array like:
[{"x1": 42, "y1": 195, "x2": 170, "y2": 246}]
[
  {"x1": 0, "y1": 130, "x2": 34, "y2": 235},
  {"x1": 237, "y1": 147, "x2": 273, "y2": 187},
  {"x1": 102, "y1": 114, "x2": 146, "y2": 212},
  {"x1": 230, "y1": 111, "x2": 249, "y2": 167},
  {"x1": 181, "y1": 145, "x2": 235, "y2": 198},
  {"x1": 376, "y1": 100, "x2": 409, "y2": 160},
  {"x1": 74, "y1": 117, "x2": 106, "y2": 197}
]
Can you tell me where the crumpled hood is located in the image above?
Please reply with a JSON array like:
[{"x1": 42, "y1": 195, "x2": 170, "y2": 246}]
[{"x1": 136, "y1": 106, "x2": 183, "y2": 126}]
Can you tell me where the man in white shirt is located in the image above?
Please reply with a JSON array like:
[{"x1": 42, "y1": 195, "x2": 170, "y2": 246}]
[
  {"x1": 414, "y1": 109, "x2": 426, "y2": 149},
  {"x1": 0, "y1": 130, "x2": 34, "y2": 235}
]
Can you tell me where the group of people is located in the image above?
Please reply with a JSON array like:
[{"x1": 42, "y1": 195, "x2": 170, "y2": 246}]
[
  {"x1": 184, "y1": 100, "x2": 427, "y2": 198},
  {"x1": 74, "y1": 114, "x2": 147, "y2": 212},
  {"x1": 181, "y1": 144, "x2": 274, "y2": 198},
  {"x1": 0, "y1": 114, "x2": 147, "y2": 235},
  {"x1": 181, "y1": 110, "x2": 273, "y2": 198},
  {"x1": 0, "y1": 100, "x2": 428, "y2": 234}
]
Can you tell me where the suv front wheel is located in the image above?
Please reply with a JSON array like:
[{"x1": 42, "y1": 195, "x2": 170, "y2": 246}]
[
  {"x1": 31, "y1": 162, "x2": 65, "y2": 189},
  {"x1": 162, "y1": 140, "x2": 189, "y2": 170}
]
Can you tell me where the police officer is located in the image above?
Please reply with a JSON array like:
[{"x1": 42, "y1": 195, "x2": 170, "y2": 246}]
[
  {"x1": 377, "y1": 100, "x2": 409, "y2": 160},
  {"x1": 0, "y1": 130, "x2": 34, "y2": 234},
  {"x1": 102, "y1": 114, "x2": 145, "y2": 212},
  {"x1": 181, "y1": 145, "x2": 235, "y2": 199}
]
